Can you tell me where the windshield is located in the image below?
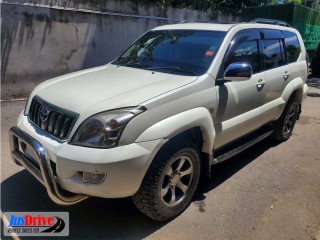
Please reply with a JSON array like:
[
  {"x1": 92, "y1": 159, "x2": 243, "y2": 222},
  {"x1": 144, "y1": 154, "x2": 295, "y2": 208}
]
[{"x1": 112, "y1": 30, "x2": 226, "y2": 76}]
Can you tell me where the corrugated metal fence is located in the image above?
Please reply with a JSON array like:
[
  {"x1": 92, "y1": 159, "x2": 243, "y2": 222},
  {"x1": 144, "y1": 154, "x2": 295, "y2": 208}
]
[{"x1": 242, "y1": 4, "x2": 320, "y2": 51}]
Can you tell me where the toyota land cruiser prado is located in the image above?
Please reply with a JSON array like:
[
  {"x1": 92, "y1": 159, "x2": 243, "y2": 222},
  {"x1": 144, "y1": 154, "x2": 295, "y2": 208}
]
[{"x1": 9, "y1": 19, "x2": 308, "y2": 221}]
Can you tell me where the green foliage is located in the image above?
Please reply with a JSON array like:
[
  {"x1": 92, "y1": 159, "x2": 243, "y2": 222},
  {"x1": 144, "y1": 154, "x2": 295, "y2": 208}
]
[
  {"x1": 286, "y1": 0, "x2": 302, "y2": 3},
  {"x1": 76, "y1": 0, "x2": 310, "y2": 15},
  {"x1": 137, "y1": 0, "x2": 307, "y2": 13}
]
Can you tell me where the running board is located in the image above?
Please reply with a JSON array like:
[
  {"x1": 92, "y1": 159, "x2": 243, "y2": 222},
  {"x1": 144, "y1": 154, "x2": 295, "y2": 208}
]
[{"x1": 210, "y1": 128, "x2": 273, "y2": 165}]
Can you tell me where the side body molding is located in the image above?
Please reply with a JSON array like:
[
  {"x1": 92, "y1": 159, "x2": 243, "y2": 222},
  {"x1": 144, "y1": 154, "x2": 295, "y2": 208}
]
[{"x1": 135, "y1": 107, "x2": 215, "y2": 154}]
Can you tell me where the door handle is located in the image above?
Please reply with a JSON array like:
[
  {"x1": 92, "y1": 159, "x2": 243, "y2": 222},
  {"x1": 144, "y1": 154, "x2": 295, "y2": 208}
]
[
  {"x1": 256, "y1": 79, "x2": 266, "y2": 88},
  {"x1": 283, "y1": 71, "x2": 290, "y2": 80}
]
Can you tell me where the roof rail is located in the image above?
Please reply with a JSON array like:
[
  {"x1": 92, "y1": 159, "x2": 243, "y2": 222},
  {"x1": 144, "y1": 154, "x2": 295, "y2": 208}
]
[
  {"x1": 251, "y1": 18, "x2": 291, "y2": 27},
  {"x1": 180, "y1": 20, "x2": 214, "y2": 24},
  {"x1": 179, "y1": 20, "x2": 238, "y2": 24}
]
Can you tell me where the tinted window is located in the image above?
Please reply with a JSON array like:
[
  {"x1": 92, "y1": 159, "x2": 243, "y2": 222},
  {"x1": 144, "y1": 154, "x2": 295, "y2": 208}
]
[
  {"x1": 113, "y1": 30, "x2": 226, "y2": 76},
  {"x1": 262, "y1": 39, "x2": 286, "y2": 70},
  {"x1": 283, "y1": 31, "x2": 301, "y2": 63},
  {"x1": 261, "y1": 29, "x2": 283, "y2": 39},
  {"x1": 225, "y1": 40, "x2": 261, "y2": 73}
]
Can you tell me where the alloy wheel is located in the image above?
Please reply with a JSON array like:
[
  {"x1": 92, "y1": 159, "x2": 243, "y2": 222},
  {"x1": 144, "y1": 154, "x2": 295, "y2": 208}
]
[{"x1": 160, "y1": 156, "x2": 194, "y2": 206}]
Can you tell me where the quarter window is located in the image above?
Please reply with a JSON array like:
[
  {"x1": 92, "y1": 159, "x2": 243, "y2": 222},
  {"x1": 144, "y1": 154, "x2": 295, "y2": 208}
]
[
  {"x1": 262, "y1": 39, "x2": 286, "y2": 70},
  {"x1": 283, "y1": 31, "x2": 301, "y2": 63},
  {"x1": 225, "y1": 40, "x2": 261, "y2": 74}
]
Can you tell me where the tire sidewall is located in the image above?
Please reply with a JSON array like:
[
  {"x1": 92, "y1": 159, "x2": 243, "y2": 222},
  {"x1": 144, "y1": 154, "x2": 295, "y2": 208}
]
[
  {"x1": 154, "y1": 147, "x2": 201, "y2": 219},
  {"x1": 281, "y1": 101, "x2": 299, "y2": 140}
]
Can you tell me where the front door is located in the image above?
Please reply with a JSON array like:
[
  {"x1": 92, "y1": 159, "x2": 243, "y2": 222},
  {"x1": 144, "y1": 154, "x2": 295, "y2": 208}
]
[{"x1": 214, "y1": 30, "x2": 267, "y2": 149}]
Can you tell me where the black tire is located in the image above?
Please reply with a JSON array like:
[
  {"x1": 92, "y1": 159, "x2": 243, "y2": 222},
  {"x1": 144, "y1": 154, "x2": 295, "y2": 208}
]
[
  {"x1": 132, "y1": 146, "x2": 201, "y2": 221},
  {"x1": 271, "y1": 96, "x2": 300, "y2": 142}
]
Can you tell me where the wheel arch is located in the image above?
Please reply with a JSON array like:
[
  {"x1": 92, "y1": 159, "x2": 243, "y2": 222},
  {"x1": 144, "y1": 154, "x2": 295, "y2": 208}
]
[
  {"x1": 281, "y1": 77, "x2": 305, "y2": 105},
  {"x1": 135, "y1": 107, "x2": 215, "y2": 154},
  {"x1": 293, "y1": 86, "x2": 304, "y2": 104},
  {"x1": 133, "y1": 128, "x2": 203, "y2": 221}
]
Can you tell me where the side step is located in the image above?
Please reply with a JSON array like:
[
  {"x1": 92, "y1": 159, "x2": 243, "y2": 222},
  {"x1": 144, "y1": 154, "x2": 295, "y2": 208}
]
[{"x1": 211, "y1": 127, "x2": 273, "y2": 165}]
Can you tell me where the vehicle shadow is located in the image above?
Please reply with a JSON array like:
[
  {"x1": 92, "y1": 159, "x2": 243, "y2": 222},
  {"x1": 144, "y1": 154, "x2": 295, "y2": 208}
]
[
  {"x1": 194, "y1": 138, "x2": 279, "y2": 199},
  {"x1": 1, "y1": 138, "x2": 280, "y2": 240},
  {"x1": 306, "y1": 78, "x2": 320, "y2": 89},
  {"x1": 307, "y1": 92, "x2": 320, "y2": 98},
  {"x1": 1, "y1": 172, "x2": 164, "y2": 240}
]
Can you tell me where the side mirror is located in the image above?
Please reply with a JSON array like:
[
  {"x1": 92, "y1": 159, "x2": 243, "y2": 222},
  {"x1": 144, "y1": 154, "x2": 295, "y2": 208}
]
[{"x1": 224, "y1": 63, "x2": 253, "y2": 81}]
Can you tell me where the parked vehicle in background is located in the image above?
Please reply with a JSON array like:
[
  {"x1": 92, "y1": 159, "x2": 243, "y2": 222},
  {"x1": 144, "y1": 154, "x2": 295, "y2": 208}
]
[
  {"x1": 9, "y1": 19, "x2": 308, "y2": 221},
  {"x1": 310, "y1": 43, "x2": 320, "y2": 77}
]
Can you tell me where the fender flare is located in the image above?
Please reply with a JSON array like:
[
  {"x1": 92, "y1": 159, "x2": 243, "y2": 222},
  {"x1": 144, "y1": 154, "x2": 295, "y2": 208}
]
[
  {"x1": 281, "y1": 77, "x2": 305, "y2": 104},
  {"x1": 136, "y1": 107, "x2": 215, "y2": 153}
]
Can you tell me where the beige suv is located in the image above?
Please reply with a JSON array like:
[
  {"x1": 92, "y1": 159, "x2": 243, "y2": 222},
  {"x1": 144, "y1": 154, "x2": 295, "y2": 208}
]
[{"x1": 9, "y1": 19, "x2": 308, "y2": 221}]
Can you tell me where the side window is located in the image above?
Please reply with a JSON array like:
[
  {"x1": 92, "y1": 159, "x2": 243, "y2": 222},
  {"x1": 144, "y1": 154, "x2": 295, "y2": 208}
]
[
  {"x1": 283, "y1": 31, "x2": 301, "y2": 63},
  {"x1": 262, "y1": 39, "x2": 286, "y2": 70},
  {"x1": 224, "y1": 40, "x2": 261, "y2": 74}
]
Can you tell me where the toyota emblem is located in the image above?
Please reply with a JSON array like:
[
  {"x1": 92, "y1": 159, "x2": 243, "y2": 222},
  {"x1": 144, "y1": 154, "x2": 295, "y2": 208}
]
[{"x1": 39, "y1": 106, "x2": 50, "y2": 121}]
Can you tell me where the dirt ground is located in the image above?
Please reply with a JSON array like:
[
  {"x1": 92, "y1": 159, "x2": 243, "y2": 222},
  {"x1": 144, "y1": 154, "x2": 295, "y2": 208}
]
[{"x1": 1, "y1": 79, "x2": 320, "y2": 240}]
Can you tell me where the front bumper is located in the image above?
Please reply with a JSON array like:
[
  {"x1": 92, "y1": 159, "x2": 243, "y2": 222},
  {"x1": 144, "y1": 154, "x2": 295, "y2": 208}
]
[
  {"x1": 9, "y1": 126, "x2": 88, "y2": 205},
  {"x1": 9, "y1": 124, "x2": 165, "y2": 205}
]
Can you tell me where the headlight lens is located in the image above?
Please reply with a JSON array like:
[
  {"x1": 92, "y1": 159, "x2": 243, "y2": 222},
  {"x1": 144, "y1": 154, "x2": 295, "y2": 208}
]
[{"x1": 71, "y1": 107, "x2": 145, "y2": 148}]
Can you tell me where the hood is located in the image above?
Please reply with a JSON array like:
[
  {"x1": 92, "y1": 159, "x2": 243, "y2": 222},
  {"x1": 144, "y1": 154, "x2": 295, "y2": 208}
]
[{"x1": 30, "y1": 64, "x2": 197, "y2": 115}]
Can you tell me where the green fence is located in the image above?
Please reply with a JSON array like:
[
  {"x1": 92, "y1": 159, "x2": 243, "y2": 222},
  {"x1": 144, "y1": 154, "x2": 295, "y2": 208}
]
[{"x1": 241, "y1": 4, "x2": 320, "y2": 51}]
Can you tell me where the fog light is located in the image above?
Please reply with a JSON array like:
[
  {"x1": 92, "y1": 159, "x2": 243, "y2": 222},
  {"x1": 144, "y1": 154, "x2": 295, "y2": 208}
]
[{"x1": 83, "y1": 172, "x2": 106, "y2": 184}]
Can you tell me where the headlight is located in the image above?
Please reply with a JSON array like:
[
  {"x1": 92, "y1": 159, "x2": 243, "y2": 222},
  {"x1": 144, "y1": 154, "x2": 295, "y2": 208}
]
[{"x1": 71, "y1": 107, "x2": 146, "y2": 148}]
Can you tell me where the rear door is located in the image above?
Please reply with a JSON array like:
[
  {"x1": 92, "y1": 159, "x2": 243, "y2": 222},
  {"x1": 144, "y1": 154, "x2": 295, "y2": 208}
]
[
  {"x1": 283, "y1": 30, "x2": 304, "y2": 82},
  {"x1": 260, "y1": 29, "x2": 291, "y2": 122}
]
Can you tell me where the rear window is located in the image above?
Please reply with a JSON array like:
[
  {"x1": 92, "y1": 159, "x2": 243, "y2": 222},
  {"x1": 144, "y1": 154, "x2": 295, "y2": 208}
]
[
  {"x1": 262, "y1": 39, "x2": 286, "y2": 70},
  {"x1": 283, "y1": 31, "x2": 301, "y2": 63}
]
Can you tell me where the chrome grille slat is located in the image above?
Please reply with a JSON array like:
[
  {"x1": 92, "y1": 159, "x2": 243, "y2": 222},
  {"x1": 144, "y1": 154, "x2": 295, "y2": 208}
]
[
  {"x1": 37, "y1": 104, "x2": 42, "y2": 126},
  {"x1": 60, "y1": 118, "x2": 71, "y2": 139},
  {"x1": 31, "y1": 101, "x2": 38, "y2": 122},
  {"x1": 29, "y1": 100, "x2": 36, "y2": 121},
  {"x1": 30, "y1": 102, "x2": 36, "y2": 121},
  {"x1": 35, "y1": 102, "x2": 41, "y2": 125},
  {"x1": 48, "y1": 112, "x2": 58, "y2": 133},
  {"x1": 28, "y1": 97, "x2": 78, "y2": 141},
  {"x1": 53, "y1": 115, "x2": 65, "y2": 137}
]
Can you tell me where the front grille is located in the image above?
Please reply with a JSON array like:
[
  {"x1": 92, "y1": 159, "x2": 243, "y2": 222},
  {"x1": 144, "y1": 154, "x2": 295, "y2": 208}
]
[{"x1": 28, "y1": 96, "x2": 78, "y2": 140}]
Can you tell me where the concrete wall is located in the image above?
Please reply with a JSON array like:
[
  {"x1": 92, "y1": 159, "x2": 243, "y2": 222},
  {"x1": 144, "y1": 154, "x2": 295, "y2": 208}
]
[{"x1": 1, "y1": 1, "x2": 240, "y2": 100}]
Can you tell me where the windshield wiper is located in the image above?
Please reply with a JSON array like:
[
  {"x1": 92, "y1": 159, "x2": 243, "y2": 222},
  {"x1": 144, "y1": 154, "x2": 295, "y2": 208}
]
[
  {"x1": 116, "y1": 62, "x2": 144, "y2": 68},
  {"x1": 146, "y1": 66, "x2": 197, "y2": 75}
]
